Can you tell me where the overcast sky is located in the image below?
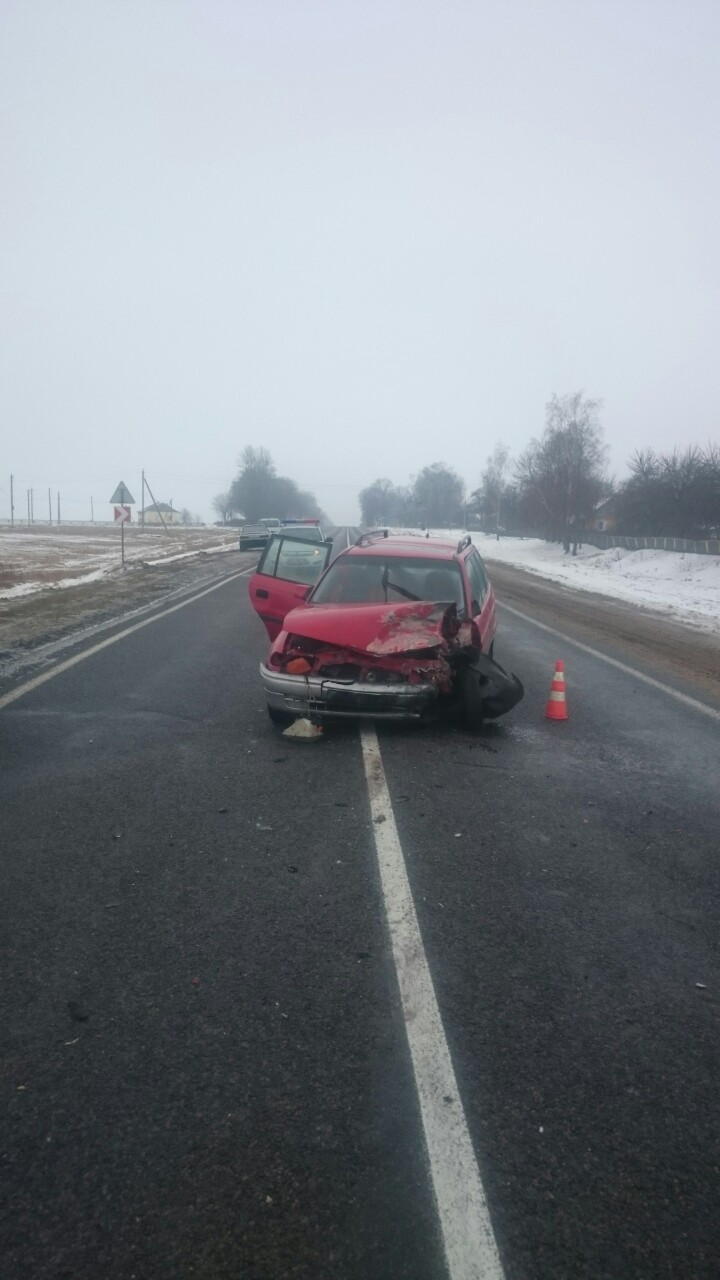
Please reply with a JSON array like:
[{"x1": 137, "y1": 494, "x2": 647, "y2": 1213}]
[{"x1": 1, "y1": 1, "x2": 718, "y2": 525}]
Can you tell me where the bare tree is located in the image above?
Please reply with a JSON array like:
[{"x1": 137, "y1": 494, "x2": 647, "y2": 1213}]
[
  {"x1": 413, "y1": 463, "x2": 465, "y2": 527},
  {"x1": 515, "y1": 391, "x2": 608, "y2": 549},
  {"x1": 479, "y1": 443, "x2": 510, "y2": 539},
  {"x1": 616, "y1": 443, "x2": 720, "y2": 536},
  {"x1": 212, "y1": 491, "x2": 234, "y2": 523},
  {"x1": 227, "y1": 447, "x2": 325, "y2": 523}
]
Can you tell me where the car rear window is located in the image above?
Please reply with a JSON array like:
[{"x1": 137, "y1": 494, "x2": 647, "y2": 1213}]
[
  {"x1": 312, "y1": 555, "x2": 466, "y2": 612},
  {"x1": 241, "y1": 525, "x2": 267, "y2": 536}
]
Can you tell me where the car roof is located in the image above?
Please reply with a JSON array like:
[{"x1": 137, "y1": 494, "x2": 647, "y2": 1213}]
[{"x1": 341, "y1": 534, "x2": 469, "y2": 561}]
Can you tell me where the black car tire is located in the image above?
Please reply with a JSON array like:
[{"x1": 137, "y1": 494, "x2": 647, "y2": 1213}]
[
  {"x1": 459, "y1": 666, "x2": 486, "y2": 731},
  {"x1": 267, "y1": 704, "x2": 295, "y2": 728}
]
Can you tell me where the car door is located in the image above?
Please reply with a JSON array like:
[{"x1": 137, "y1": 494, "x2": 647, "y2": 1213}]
[
  {"x1": 464, "y1": 548, "x2": 497, "y2": 651},
  {"x1": 249, "y1": 534, "x2": 333, "y2": 640}
]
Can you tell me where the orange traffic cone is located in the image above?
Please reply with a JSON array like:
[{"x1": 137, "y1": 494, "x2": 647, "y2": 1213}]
[{"x1": 545, "y1": 660, "x2": 568, "y2": 721}]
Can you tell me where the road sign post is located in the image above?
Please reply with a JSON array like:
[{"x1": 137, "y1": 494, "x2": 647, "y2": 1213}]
[
  {"x1": 110, "y1": 483, "x2": 135, "y2": 566},
  {"x1": 114, "y1": 504, "x2": 131, "y2": 563}
]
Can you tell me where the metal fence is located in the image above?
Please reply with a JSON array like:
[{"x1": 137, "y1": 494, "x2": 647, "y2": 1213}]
[
  {"x1": 0, "y1": 519, "x2": 114, "y2": 527},
  {"x1": 491, "y1": 529, "x2": 720, "y2": 556},
  {"x1": 582, "y1": 533, "x2": 720, "y2": 556}
]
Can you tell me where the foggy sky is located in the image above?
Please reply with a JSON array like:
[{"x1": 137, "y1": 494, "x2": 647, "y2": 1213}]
[{"x1": 1, "y1": 1, "x2": 719, "y2": 525}]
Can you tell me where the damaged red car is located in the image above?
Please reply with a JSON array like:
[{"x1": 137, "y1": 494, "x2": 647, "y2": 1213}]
[{"x1": 248, "y1": 530, "x2": 523, "y2": 728}]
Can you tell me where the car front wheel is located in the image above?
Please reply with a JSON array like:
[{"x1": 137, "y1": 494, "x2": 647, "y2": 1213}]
[{"x1": 459, "y1": 666, "x2": 485, "y2": 731}]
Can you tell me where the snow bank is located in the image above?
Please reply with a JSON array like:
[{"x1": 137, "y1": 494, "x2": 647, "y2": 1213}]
[{"x1": 0, "y1": 568, "x2": 112, "y2": 599}]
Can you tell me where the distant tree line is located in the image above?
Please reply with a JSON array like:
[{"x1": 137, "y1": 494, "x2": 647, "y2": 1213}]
[
  {"x1": 213, "y1": 448, "x2": 326, "y2": 525},
  {"x1": 613, "y1": 446, "x2": 720, "y2": 538},
  {"x1": 360, "y1": 393, "x2": 609, "y2": 552},
  {"x1": 359, "y1": 463, "x2": 467, "y2": 529},
  {"x1": 359, "y1": 391, "x2": 720, "y2": 545}
]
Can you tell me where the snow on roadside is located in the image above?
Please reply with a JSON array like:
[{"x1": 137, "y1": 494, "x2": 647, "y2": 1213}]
[
  {"x1": 387, "y1": 527, "x2": 720, "y2": 632},
  {"x1": 0, "y1": 568, "x2": 110, "y2": 600},
  {"x1": 0, "y1": 528, "x2": 239, "y2": 600},
  {"x1": 144, "y1": 541, "x2": 236, "y2": 566}
]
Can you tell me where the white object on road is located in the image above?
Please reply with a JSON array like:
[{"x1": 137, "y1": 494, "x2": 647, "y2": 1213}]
[{"x1": 282, "y1": 717, "x2": 323, "y2": 741}]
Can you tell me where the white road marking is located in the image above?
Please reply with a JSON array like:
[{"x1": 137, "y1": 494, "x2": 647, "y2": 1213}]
[
  {"x1": 360, "y1": 725, "x2": 504, "y2": 1280},
  {"x1": 499, "y1": 601, "x2": 720, "y2": 724},
  {"x1": 0, "y1": 568, "x2": 254, "y2": 711}
]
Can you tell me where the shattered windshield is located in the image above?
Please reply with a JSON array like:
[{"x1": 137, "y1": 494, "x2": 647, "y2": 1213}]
[{"x1": 312, "y1": 555, "x2": 466, "y2": 613}]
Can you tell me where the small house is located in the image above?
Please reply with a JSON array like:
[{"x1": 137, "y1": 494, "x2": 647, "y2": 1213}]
[
  {"x1": 588, "y1": 497, "x2": 617, "y2": 533},
  {"x1": 141, "y1": 502, "x2": 180, "y2": 526}
]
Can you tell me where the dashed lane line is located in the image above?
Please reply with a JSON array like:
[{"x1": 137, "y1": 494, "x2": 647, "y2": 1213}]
[
  {"x1": 0, "y1": 568, "x2": 254, "y2": 712},
  {"x1": 360, "y1": 725, "x2": 504, "y2": 1280},
  {"x1": 499, "y1": 601, "x2": 720, "y2": 724}
]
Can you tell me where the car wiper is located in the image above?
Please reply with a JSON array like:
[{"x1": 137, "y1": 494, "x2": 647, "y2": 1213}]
[{"x1": 381, "y1": 565, "x2": 420, "y2": 602}]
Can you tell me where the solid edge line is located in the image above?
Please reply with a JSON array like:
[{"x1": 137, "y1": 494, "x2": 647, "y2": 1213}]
[
  {"x1": 498, "y1": 600, "x2": 720, "y2": 724},
  {"x1": 360, "y1": 725, "x2": 504, "y2": 1280},
  {"x1": 0, "y1": 567, "x2": 254, "y2": 711}
]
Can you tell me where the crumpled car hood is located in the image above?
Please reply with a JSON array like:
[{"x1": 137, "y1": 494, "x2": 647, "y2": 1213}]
[{"x1": 281, "y1": 601, "x2": 456, "y2": 656}]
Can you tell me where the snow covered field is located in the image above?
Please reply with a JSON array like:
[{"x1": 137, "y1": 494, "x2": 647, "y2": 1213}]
[
  {"x1": 389, "y1": 528, "x2": 720, "y2": 633},
  {"x1": 0, "y1": 525, "x2": 239, "y2": 600}
]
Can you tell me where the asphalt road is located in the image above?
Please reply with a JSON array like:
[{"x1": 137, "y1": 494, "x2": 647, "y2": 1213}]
[{"x1": 1, "y1": 555, "x2": 719, "y2": 1279}]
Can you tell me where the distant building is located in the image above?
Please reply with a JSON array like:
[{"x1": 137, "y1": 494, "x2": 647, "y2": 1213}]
[
  {"x1": 141, "y1": 502, "x2": 181, "y2": 526},
  {"x1": 588, "y1": 496, "x2": 617, "y2": 533}
]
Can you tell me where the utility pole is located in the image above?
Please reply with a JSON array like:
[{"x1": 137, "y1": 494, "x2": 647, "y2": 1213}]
[
  {"x1": 30, "y1": 488, "x2": 34, "y2": 522},
  {"x1": 90, "y1": 496, "x2": 94, "y2": 523},
  {"x1": 143, "y1": 475, "x2": 171, "y2": 535},
  {"x1": 27, "y1": 490, "x2": 30, "y2": 523},
  {"x1": 141, "y1": 469, "x2": 145, "y2": 528},
  {"x1": 48, "y1": 487, "x2": 52, "y2": 524},
  {"x1": 57, "y1": 492, "x2": 60, "y2": 523},
  {"x1": 10, "y1": 474, "x2": 14, "y2": 527}
]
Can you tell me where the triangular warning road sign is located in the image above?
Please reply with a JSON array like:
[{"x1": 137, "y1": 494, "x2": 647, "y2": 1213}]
[{"x1": 110, "y1": 481, "x2": 136, "y2": 504}]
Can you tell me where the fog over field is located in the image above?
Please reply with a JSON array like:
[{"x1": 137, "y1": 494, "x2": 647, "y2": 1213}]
[{"x1": 1, "y1": 1, "x2": 719, "y2": 525}]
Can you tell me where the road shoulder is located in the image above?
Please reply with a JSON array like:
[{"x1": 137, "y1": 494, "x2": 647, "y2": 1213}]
[{"x1": 487, "y1": 559, "x2": 720, "y2": 706}]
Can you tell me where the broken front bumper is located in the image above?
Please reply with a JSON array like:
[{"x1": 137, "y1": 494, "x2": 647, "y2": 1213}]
[{"x1": 260, "y1": 664, "x2": 440, "y2": 721}]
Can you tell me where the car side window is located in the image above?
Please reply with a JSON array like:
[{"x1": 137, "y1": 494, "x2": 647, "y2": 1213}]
[
  {"x1": 264, "y1": 536, "x2": 329, "y2": 586},
  {"x1": 466, "y1": 549, "x2": 489, "y2": 608},
  {"x1": 257, "y1": 536, "x2": 281, "y2": 576}
]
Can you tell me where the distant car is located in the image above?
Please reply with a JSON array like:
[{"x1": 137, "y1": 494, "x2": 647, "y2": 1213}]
[
  {"x1": 259, "y1": 517, "x2": 282, "y2": 530},
  {"x1": 280, "y1": 520, "x2": 327, "y2": 542},
  {"x1": 238, "y1": 523, "x2": 270, "y2": 551},
  {"x1": 248, "y1": 530, "x2": 522, "y2": 728}
]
